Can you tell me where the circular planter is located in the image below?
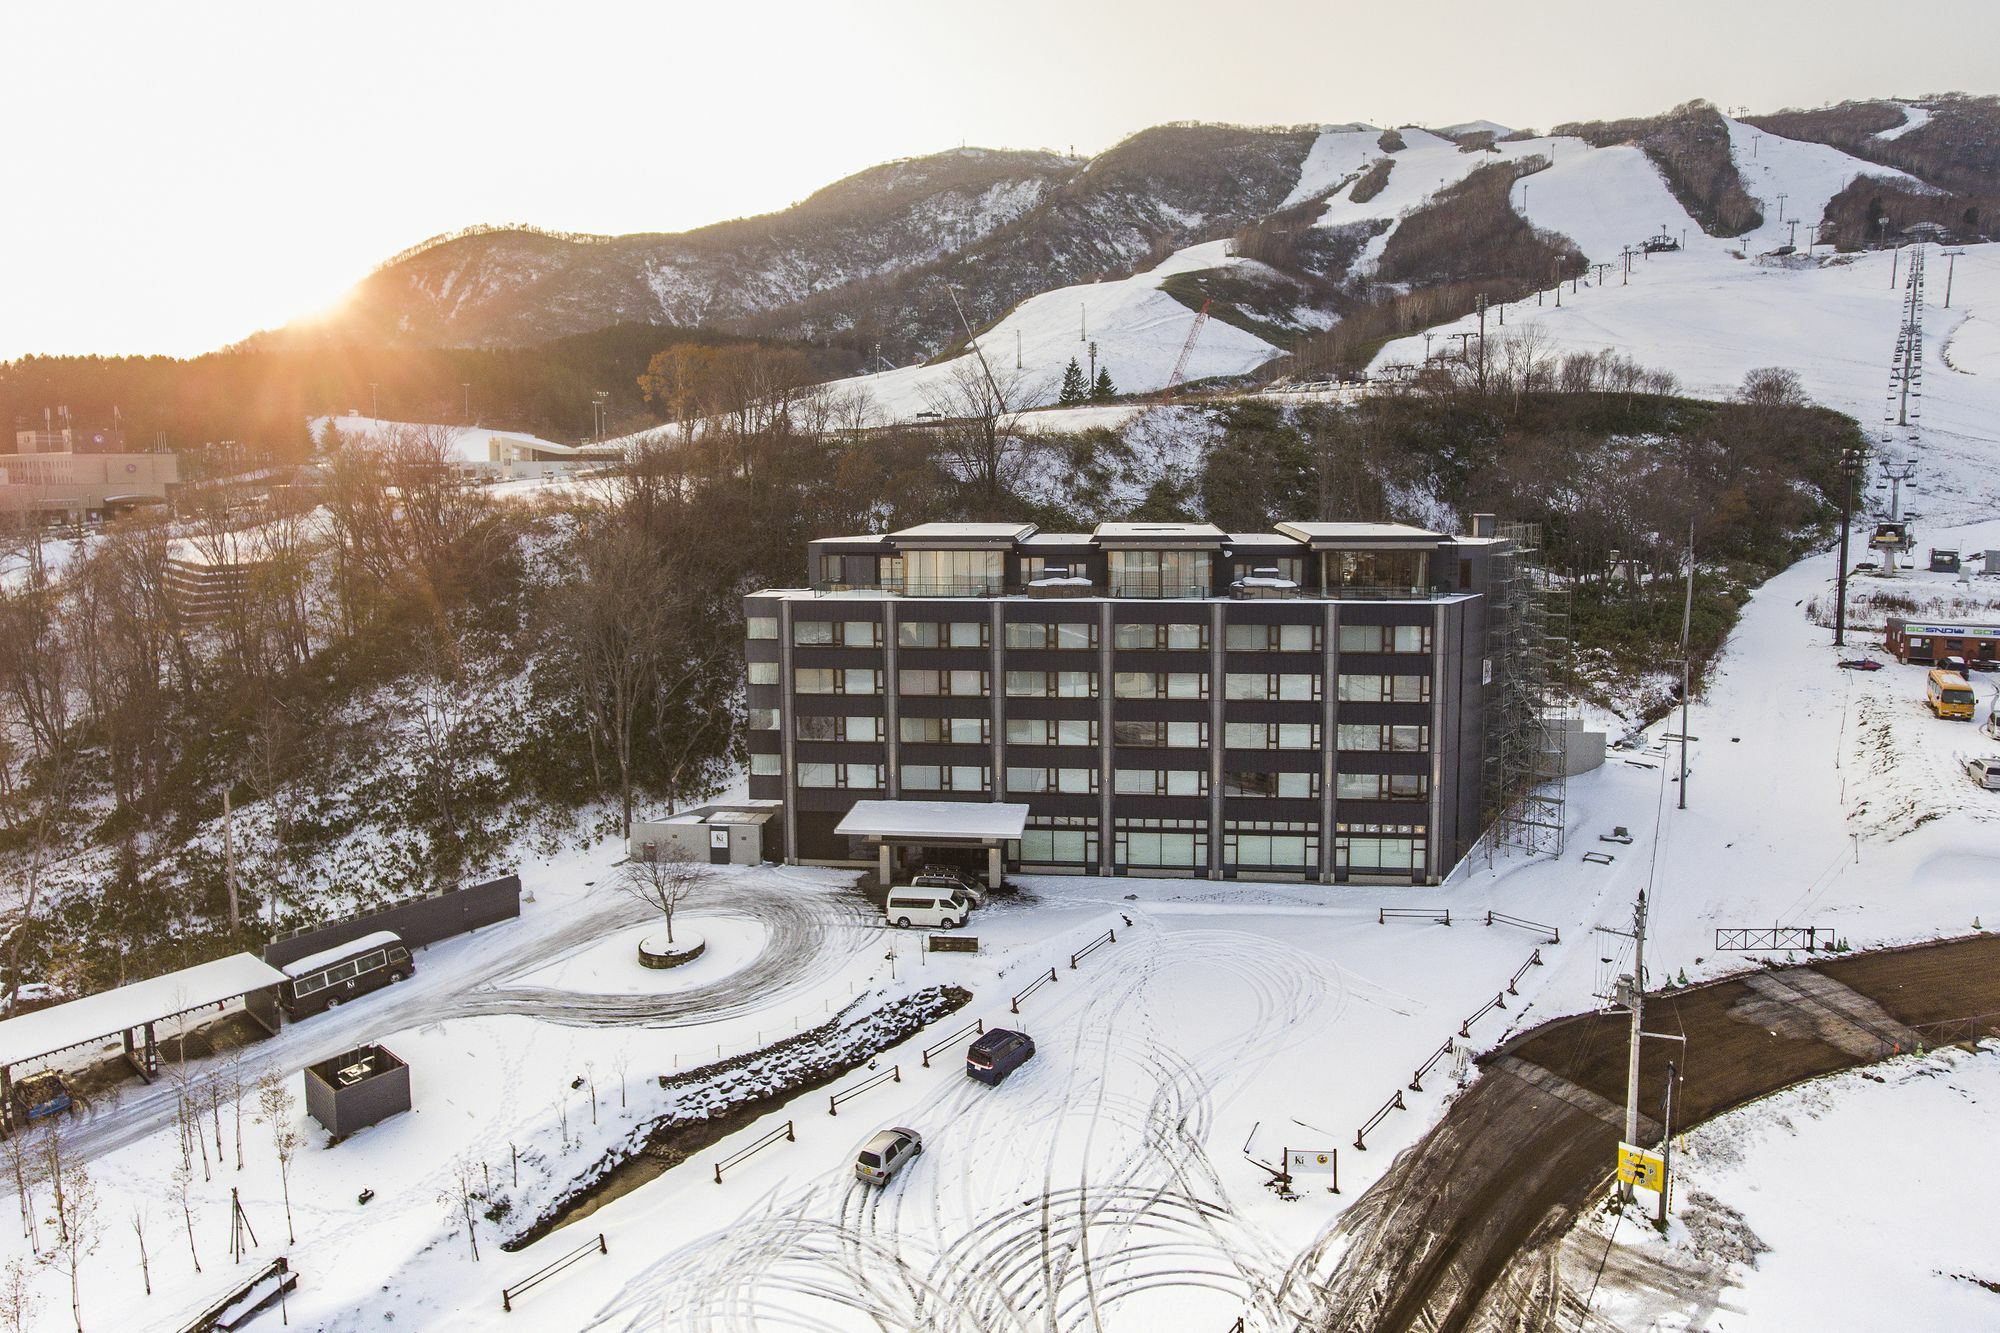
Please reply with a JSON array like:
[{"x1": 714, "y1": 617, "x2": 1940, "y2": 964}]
[{"x1": 638, "y1": 931, "x2": 706, "y2": 970}]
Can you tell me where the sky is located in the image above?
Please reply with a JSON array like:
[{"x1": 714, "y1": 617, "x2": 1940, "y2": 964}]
[{"x1": 2, "y1": 0, "x2": 1994, "y2": 362}]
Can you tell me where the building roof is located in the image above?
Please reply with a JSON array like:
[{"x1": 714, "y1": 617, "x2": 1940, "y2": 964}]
[
  {"x1": 0, "y1": 953, "x2": 286, "y2": 1068},
  {"x1": 1275, "y1": 521, "x2": 1445, "y2": 548},
  {"x1": 834, "y1": 800, "x2": 1031, "y2": 842},
  {"x1": 889, "y1": 522, "x2": 1037, "y2": 546},
  {"x1": 1091, "y1": 521, "x2": 1227, "y2": 546}
]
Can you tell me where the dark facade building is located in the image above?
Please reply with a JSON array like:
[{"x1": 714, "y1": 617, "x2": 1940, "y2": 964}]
[{"x1": 745, "y1": 518, "x2": 1518, "y2": 886}]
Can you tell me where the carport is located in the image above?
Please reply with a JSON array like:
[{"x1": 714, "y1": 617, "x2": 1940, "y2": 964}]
[
  {"x1": 834, "y1": 800, "x2": 1029, "y2": 890},
  {"x1": 0, "y1": 952, "x2": 286, "y2": 1131}
]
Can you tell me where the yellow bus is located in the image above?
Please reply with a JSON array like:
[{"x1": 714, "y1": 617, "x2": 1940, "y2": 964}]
[{"x1": 1927, "y1": 669, "x2": 1977, "y2": 721}]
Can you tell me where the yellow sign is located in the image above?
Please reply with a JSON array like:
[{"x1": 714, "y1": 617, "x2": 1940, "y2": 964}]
[{"x1": 1617, "y1": 1143, "x2": 1666, "y2": 1191}]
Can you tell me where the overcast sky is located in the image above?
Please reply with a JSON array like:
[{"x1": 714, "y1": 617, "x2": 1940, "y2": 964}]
[{"x1": 2, "y1": 0, "x2": 1993, "y2": 360}]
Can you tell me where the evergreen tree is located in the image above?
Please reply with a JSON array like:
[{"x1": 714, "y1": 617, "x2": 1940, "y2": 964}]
[
  {"x1": 1092, "y1": 366, "x2": 1116, "y2": 401},
  {"x1": 1059, "y1": 358, "x2": 1087, "y2": 404}
]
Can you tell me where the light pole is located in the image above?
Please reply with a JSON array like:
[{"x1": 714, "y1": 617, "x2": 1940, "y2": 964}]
[{"x1": 1834, "y1": 448, "x2": 1863, "y2": 647}]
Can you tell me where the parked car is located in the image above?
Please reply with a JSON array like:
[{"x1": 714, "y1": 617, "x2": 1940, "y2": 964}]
[
  {"x1": 966, "y1": 1028, "x2": 1036, "y2": 1085},
  {"x1": 1837, "y1": 657, "x2": 1884, "y2": 671},
  {"x1": 884, "y1": 886, "x2": 973, "y2": 930},
  {"x1": 855, "y1": 1126, "x2": 922, "y2": 1186},
  {"x1": 10, "y1": 1071, "x2": 77, "y2": 1123},
  {"x1": 913, "y1": 864, "x2": 984, "y2": 903},
  {"x1": 1963, "y1": 756, "x2": 2000, "y2": 791}
]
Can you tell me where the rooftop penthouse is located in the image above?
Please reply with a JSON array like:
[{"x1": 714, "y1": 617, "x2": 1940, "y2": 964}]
[{"x1": 797, "y1": 518, "x2": 1504, "y2": 602}]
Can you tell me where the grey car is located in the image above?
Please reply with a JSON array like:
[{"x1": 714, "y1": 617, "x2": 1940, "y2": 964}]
[{"x1": 855, "y1": 1126, "x2": 923, "y2": 1186}]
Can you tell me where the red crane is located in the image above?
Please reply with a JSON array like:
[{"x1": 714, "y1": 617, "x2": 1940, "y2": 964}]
[{"x1": 1165, "y1": 300, "x2": 1211, "y2": 393}]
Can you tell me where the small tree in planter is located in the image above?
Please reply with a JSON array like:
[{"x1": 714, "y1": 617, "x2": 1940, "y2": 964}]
[{"x1": 615, "y1": 858, "x2": 709, "y2": 947}]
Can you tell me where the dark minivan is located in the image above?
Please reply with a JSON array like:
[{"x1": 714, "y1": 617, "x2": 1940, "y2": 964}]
[{"x1": 966, "y1": 1028, "x2": 1036, "y2": 1085}]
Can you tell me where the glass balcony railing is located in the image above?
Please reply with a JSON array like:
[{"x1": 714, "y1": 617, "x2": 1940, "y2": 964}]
[{"x1": 807, "y1": 579, "x2": 1444, "y2": 601}]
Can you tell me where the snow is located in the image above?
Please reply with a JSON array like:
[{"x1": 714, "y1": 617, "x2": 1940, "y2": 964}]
[
  {"x1": 0, "y1": 952, "x2": 284, "y2": 1066},
  {"x1": 520, "y1": 918, "x2": 764, "y2": 995},
  {"x1": 1280, "y1": 127, "x2": 1386, "y2": 208},
  {"x1": 1723, "y1": 115, "x2": 1927, "y2": 254},
  {"x1": 833, "y1": 799, "x2": 1029, "y2": 840},
  {"x1": 1876, "y1": 101, "x2": 1934, "y2": 140},
  {"x1": 308, "y1": 414, "x2": 615, "y2": 465}
]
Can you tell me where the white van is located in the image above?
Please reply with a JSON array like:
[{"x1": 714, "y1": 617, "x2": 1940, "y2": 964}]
[{"x1": 884, "y1": 887, "x2": 973, "y2": 930}]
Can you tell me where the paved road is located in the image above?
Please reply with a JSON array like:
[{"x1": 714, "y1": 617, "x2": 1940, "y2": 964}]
[{"x1": 1307, "y1": 933, "x2": 2000, "y2": 1333}]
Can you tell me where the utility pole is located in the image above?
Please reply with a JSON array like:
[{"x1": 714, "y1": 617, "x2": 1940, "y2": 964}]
[
  {"x1": 1088, "y1": 339, "x2": 1098, "y2": 387},
  {"x1": 1594, "y1": 262, "x2": 1612, "y2": 287},
  {"x1": 1620, "y1": 891, "x2": 1649, "y2": 1201},
  {"x1": 1015, "y1": 329, "x2": 1023, "y2": 371},
  {"x1": 224, "y1": 788, "x2": 240, "y2": 933},
  {"x1": 1891, "y1": 244, "x2": 1900, "y2": 289},
  {"x1": 1678, "y1": 521, "x2": 1693, "y2": 810},
  {"x1": 1622, "y1": 246, "x2": 1634, "y2": 284},
  {"x1": 1776, "y1": 192, "x2": 1788, "y2": 225},
  {"x1": 1834, "y1": 447, "x2": 1862, "y2": 646},
  {"x1": 1942, "y1": 247, "x2": 1963, "y2": 308},
  {"x1": 1475, "y1": 293, "x2": 1488, "y2": 393},
  {"x1": 369, "y1": 382, "x2": 379, "y2": 422},
  {"x1": 1787, "y1": 220, "x2": 1799, "y2": 249},
  {"x1": 462, "y1": 382, "x2": 472, "y2": 423},
  {"x1": 1656, "y1": 1059, "x2": 1678, "y2": 1227},
  {"x1": 1080, "y1": 303, "x2": 1086, "y2": 342}
]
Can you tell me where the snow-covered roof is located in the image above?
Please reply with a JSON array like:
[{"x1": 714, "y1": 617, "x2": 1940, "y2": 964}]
[
  {"x1": 1091, "y1": 521, "x2": 1226, "y2": 545},
  {"x1": 835, "y1": 801, "x2": 1030, "y2": 842},
  {"x1": 1275, "y1": 521, "x2": 1445, "y2": 546},
  {"x1": 0, "y1": 953, "x2": 285, "y2": 1067},
  {"x1": 279, "y1": 931, "x2": 405, "y2": 980},
  {"x1": 889, "y1": 522, "x2": 1037, "y2": 545}
]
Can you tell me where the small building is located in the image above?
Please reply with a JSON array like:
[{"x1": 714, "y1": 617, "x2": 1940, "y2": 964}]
[
  {"x1": 1928, "y1": 548, "x2": 1961, "y2": 574},
  {"x1": 0, "y1": 448, "x2": 178, "y2": 523},
  {"x1": 304, "y1": 1044, "x2": 411, "y2": 1138},
  {"x1": 1884, "y1": 618, "x2": 2000, "y2": 667},
  {"x1": 628, "y1": 801, "x2": 782, "y2": 866}
]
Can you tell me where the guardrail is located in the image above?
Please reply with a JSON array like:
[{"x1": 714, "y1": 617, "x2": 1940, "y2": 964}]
[
  {"x1": 177, "y1": 1257, "x2": 295, "y2": 1332},
  {"x1": 920, "y1": 1019, "x2": 985, "y2": 1068},
  {"x1": 1354, "y1": 1089, "x2": 1406, "y2": 1150},
  {"x1": 1716, "y1": 926, "x2": 1829, "y2": 952},
  {"x1": 1505, "y1": 949, "x2": 1544, "y2": 995},
  {"x1": 1011, "y1": 966, "x2": 1059, "y2": 1014},
  {"x1": 828, "y1": 1065, "x2": 901, "y2": 1115},
  {"x1": 1485, "y1": 911, "x2": 1560, "y2": 943},
  {"x1": 1379, "y1": 907, "x2": 1451, "y2": 925},
  {"x1": 1070, "y1": 928, "x2": 1117, "y2": 969},
  {"x1": 1408, "y1": 1038, "x2": 1457, "y2": 1093},
  {"x1": 1872, "y1": 1009, "x2": 2000, "y2": 1058},
  {"x1": 929, "y1": 935, "x2": 979, "y2": 953},
  {"x1": 1458, "y1": 991, "x2": 1508, "y2": 1039},
  {"x1": 502, "y1": 1234, "x2": 605, "y2": 1312},
  {"x1": 713, "y1": 1120, "x2": 795, "y2": 1183}
]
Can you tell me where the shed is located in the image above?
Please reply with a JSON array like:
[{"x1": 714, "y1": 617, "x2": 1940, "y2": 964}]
[
  {"x1": 629, "y1": 801, "x2": 782, "y2": 866},
  {"x1": 304, "y1": 1044, "x2": 411, "y2": 1138}
]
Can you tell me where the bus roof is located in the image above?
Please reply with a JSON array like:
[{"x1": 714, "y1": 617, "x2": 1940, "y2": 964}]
[{"x1": 280, "y1": 931, "x2": 405, "y2": 980}]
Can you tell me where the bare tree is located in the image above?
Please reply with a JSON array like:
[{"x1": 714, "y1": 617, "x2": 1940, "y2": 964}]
[
  {"x1": 3, "y1": 1125, "x2": 39, "y2": 1248},
  {"x1": 614, "y1": 858, "x2": 709, "y2": 946},
  {"x1": 171, "y1": 1155, "x2": 200, "y2": 1274},
  {"x1": 921, "y1": 360, "x2": 1042, "y2": 506},
  {"x1": 254, "y1": 1072, "x2": 299, "y2": 1244},
  {"x1": 39, "y1": 1119, "x2": 98, "y2": 1332},
  {"x1": 582, "y1": 1061, "x2": 598, "y2": 1126},
  {"x1": 438, "y1": 1155, "x2": 483, "y2": 1262},
  {"x1": 613, "y1": 1043, "x2": 633, "y2": 1111},
  {"x1": 0, "y1": 1256, "x2": 38, "y2": 1333},
  {"x1": 130, "y1": 1202, "x2": 152, "y2": 1297}
]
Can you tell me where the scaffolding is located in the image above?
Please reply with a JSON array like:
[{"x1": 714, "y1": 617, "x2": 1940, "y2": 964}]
[{"x1": 1482, "y1": 522, "x2": 1572, "y2": 861}]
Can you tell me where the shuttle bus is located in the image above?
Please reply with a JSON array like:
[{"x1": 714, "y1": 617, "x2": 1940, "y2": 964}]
[
  {"x1": 280, "y1": 931, "x2": 413, "y2": 1020},
  {"x1": 1926, "y1": 670, "x2": 1977, "y2": 721}
]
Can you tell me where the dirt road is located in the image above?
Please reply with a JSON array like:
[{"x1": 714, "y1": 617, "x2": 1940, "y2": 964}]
[{"x1": 1310, "y1": 932, "x2": 2000, "y2": 1332}]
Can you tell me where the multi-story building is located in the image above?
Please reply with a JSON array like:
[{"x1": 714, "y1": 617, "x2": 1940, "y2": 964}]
[{"x1": 745, "y1": 517, "x2": 1520, "y2": 887}]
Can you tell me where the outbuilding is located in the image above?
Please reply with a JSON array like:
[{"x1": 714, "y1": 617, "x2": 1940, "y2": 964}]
[
  {"x1": 629, "y1": 801, "x2": 782, "y2": 866},
  {"x1": 1884, "y1": 617, "x2": 2000, "y2": 667}
]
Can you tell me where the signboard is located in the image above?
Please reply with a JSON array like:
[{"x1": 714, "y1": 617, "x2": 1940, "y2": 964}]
[
  {"x1": 1286, "y1": 1148, "x2": 1337, "y2": 1175},
  {"x1": 1616, "y1": 1142, "x2": 1666, "y2": 1192},
  {"x1": 709, "y1": 828, "x2": 730, "y2": 850}
]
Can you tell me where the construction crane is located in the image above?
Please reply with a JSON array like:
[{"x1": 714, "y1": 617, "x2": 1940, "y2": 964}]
[{"x1": 1165, "y1": 300, "x2": 1211, "y2": 393}]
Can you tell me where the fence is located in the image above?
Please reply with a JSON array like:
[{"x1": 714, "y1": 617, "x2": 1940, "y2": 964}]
[
  {"x1": 1872, "y1": 1010, "x2": 2000, "y2": 1059},
  {"x1": 502, "y1": 1233, "x2": 606, "y2": 1312},
  {"x1": 1485, "y1": 911, "x2": 1560, "y2": 943},
  {"x1": 828, "y1": 1065, "x2": 900, "y2": 1115},
  {"x1": 1506, "y1": 949, "x2": 1544, "y2": 995},
  {"x1": 713, "y1": 1120, "x2": 795, "y2": 1183},
  {"x1": 920, "y1": 1019, "x2": 985, "y2": 1068},
  {"x1": 1011, "y1": 966, "x2": 1059, "y2": 1014},
  {"x1": 1716, "y1": 926, "x2": 1830, "y2": 952},
  {"x1": 176, "y1": 1257, "x2": 294, "y2": 1332},
  {"x1": 264, "y1": 874, "x2": 522, "y2": 969},
  {"x1": 1070, "y1": 928, "x2": 1117, "y2": 969},
  {"x1": 1458, "y1": 991, "x2": 1508, "y2": 1039},
  {"x1": 1379, "y1": 906, "x2": 1451, "y2": 925},
  {"x1": 1353, "y1": 1089, "x2": 1406, "y2": 1149},
  {"x1": 929, "y1": 935, "x2": 979, "y2": 953},
  {"x1": 1408, "y1": 1038, "x2": 1457, "y2": 1093}
]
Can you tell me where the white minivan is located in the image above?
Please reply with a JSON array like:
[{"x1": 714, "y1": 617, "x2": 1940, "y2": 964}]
[{"x1": 884, "y1": 886, "x2": 973, "y2": 929}]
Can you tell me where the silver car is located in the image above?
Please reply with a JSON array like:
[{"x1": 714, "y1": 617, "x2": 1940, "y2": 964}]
[
  {"x1": 855, "y1": 1126, "x2": 923, "y2": 1186},
  {"x1": 1963, "y1": 756, "x2": 2000, "y2": 790}
]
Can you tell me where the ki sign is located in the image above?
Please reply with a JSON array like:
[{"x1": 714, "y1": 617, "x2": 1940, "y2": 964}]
[
  {"x1": 1616, "y1": 1142, "x2": 1665, "y2": 1192},
  {"x1": 1284, "y1": 1147, "x2": 1339, "y2": 1191}
]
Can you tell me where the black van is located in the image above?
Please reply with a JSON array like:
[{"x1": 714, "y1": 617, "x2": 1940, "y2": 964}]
[{"x1": 966, "y1": 1028, "x2": 1036, "y2": 1085}]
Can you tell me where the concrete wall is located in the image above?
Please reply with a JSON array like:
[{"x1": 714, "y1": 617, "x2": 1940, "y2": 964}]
[
  {"x1": 263, "y1": 874, "x2": 520, "y2": 970},
  {"x1": 629, "y1": 816, "x2": 764, "y2": 865}
]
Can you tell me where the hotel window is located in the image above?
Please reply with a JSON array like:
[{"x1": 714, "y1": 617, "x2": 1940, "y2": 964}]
[
  {"x1": 898, "y1": 620, "x2": 989, "y2": 649},
  {"x1": 1223, "y1": 770, "x2": 1318, "y2": 799},
  {"x1": 797, "y1": 715, "x2": 882, "y2": 742},
  {"x1": 1006, "y1": 766, "x2": 1098, "y2": 794},
  {"x1": 1326, "y1": 548, "x2": 1430, "y2": 593},
  {"x1": 796, "y1": 667, "x2": 881, "y2": 695},
  {"x1": 1006, "y1": 718, "x2": 1098, "y2": 746},
  {"x1": 747, "y1": 616, "x2": 779, "y2": 640},
  {"x1": 1336, "y1": 723, "x2": 1430, "y2": 752},
  {"x1": 1113, "y1": 621, "x2": 1207, "y2": 650},
  {"x1": 1338, "y1": 624, "x2": 1432, "y2": 653},
  {"x1": 1115, "y1": 819, "x2": 1207, "y2": 867},
  {"x1": 899, "y1": 669, "x2": 989, "y2": 697},
  {"x1": 750, "y1": 753, "x2": 781, "y2": 777},
  {"x1": 1113, "y1": 671, "x2": 1209, "y2": 699},
  {"x1": 1223, "y1": 821, "x2": 1319, "y2": 867},
  {"x1": 1005, "y1": 670, "x2": 1098, "y2": 698},
  {"x1": 748, "y1": 662, "x2": 780, "y2": 686},
  {"x1": 1224, "y1": 623, "x2": 1320, "y2": 652},
  {"x1": 899, "y1": 765, "x2": 990, "y2": 792},
  {"x1": 1223, "y1": 722, "x2": 1319, "y2": 750},
  {"x1": 901, "y1": 716, "x2": 989, "y2": 745},
  {"x1": 902, "y1": 549, "x2": 1003, "y2": 596},
  {"x1": 1224, "y1": 672, "x2": 1322, "y2": 701},
  {"x1": 1108, "y1": 549, "x2": 1212, "y2": 598},
  {"x1": 1113, "y1": 767, "x2": 1208, "y2": 797},
  {"x1": 1112, "y1": 720, "x2": 1207, "y2": 748},
  {"x1": 1021, "y1": 818, "x2": 1099, "y2": 864},
  {"x1": 792, "y1": 620, "x2": 882, "y2": 647},
  {"x1": 1336, "y1": 772, "x2": 1429, "y2": 801},
  {"x1": 796, "y1": 763, "x2": 882, "y2": 789},
  {"x1": 1334, "y1": 823, "x2": 1426, "y2": 872},
  {"x1": 749, "y1": 708, "x2": 779, "y2": 731},
  {"x1": 1005, "y1": 620, "x2": 1098, "y2": 649},
  {"x1": 1336, "y1": 673, "x2": 1431, "y2": 703}
]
